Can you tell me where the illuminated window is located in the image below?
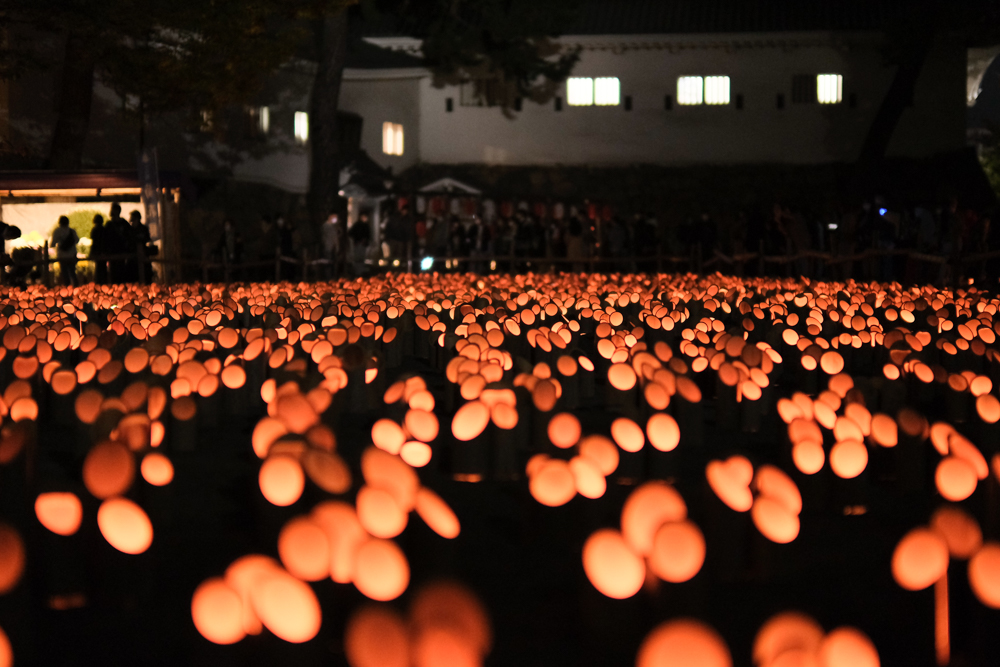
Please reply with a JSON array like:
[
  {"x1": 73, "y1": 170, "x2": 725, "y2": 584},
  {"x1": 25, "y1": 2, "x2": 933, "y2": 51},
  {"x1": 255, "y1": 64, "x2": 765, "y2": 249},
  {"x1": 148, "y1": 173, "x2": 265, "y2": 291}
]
[
  {"x1": 677, "y1": 77, "x2": 704, "y2": 105},
  {"x1": 567, "y1": 77, "x2": 594, "y2": 106},
  {"x1": 566, "y1": 77, "x2": 622, "y2": 106},
  {"x1": 817, "y1": 74, "x2": 843, "y2": 104},
  {"x1": 258, "y1": 106, "x2": 270, "y2": 134},
  {"x1": 704, "y1": 76, "x2": 730, "y2": 105},
  {"x1": 594, "y1": 78, "x2": 620, "y2": 105},
  {"x1": 382, "y1": 122, "x2": 403, "y2": 156},
  {"x1": 294, "y1": 111, "x2": 309, "y2": 144}
]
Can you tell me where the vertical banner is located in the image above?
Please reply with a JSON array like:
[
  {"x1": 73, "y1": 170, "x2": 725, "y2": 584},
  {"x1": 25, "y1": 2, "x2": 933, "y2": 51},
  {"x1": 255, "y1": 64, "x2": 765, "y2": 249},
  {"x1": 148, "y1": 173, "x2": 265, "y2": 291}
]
[{"x1": 137, "y1": 148, "x2": 161, "y2": 241}]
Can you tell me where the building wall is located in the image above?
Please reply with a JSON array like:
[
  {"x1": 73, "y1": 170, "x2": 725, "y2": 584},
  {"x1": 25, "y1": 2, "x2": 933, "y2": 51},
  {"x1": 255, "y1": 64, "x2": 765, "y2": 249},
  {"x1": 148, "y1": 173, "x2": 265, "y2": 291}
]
[{"x1": 406, "y1": 32, "x2": 967, "y2": 167}]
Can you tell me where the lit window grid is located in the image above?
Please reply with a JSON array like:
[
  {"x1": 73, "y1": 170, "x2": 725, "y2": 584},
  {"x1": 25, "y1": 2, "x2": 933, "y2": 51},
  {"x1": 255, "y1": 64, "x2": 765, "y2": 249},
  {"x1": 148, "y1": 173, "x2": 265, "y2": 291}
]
[
  {"x1": 817, "y1": 74, "x2": 843, "y2": 104},
  {"x1": 704, "y1": 76, "x2": 731, "y2": 105},
  {"x1": 567, "y1": 77, "x2": 594, "y2": 106},
  {"x1": 594, "y1": 78, "x2": 620, "y2": 106},
  {"x1": 677, "y1": 77, "x2": 704, "y2": 105},
  {"x1": 382, "y1": 122, "x2": 404, "y2": 156},
  {"x1": 293, "y1": 111, "x2": 309, "y2": 144}
]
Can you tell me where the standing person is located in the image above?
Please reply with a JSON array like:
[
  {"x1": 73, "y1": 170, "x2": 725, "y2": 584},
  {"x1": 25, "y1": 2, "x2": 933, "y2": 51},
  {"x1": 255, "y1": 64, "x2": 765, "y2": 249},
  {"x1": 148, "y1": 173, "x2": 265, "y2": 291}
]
[
  {"x1": 216, "y1": 219, "x2": 242, "y2": 280},
  {"x1": 106, "y1": 203, "x2": 130, "y2": 283},
  {"x1": 348, "y1": 214, "x2": 370, "y2": 276},
  {"x1": 128, "y1": 210, "x2": 152, "y2": 283},
  {"x1": 51, "y1": 215, "x2": 79, "y2": 286},
  {"x1": 254, "y1": 215, "x2": 277, "y2": 281},
  {"x1": 90, "y1": 213, "x2": 108, "y2": 284},
  {"x1": 275, "y1": 216, "x2": 296, "y2": 280},
  {"x1": 320, "y1": 213, "x2": 340, "y2": 279}
]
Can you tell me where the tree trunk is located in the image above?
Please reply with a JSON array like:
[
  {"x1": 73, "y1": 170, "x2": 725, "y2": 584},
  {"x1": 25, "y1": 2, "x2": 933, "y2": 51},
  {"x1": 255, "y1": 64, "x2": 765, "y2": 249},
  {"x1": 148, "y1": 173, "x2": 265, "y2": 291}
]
[
  {"x1": 48, "y1": 31, "x2": 97, "y2": 170},
  {"x1": 307, "y1": 11, "x2": 349, "y2": 231}
]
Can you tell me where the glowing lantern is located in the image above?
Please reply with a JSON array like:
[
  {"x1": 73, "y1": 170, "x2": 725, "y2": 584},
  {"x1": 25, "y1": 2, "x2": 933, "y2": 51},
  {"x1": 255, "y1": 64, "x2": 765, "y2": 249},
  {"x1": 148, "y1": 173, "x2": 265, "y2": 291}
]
[
  {"x1": 648, "y1": 520, "x2": 705, "y2": 583},
  {"x1": 35, "y1": 492, "x2": 83, "y2": 536},
  {"x1": 829, "y1": 440, "x2": 867, "y2": 479},
  {"x1": 415, "y1": 487, "x2": 461, "y2": 539},
  {"x1": 706, "y1": 457, "x2": 753, "y2": 512},
  {"x1": 372, "y1": 419, "x2": 406, "y2": 455},
  {"x1": 0, "y1": 525, "x2": 24, "y2": 594},
  {"x1": 353, "y1": 538, "x2": 410, "y2": 601},
  {"x1": 608, "y1": 363, "x2": 637, "y2": 390},
  {"x1": 753, "y1": 612, "x2": 824, "y2": 666},
  {"x1": 751, "y1": 497, "x2": 800, "y2": 544},
  {"x1": 528, "y1": 459, "x2": 576, "y2": 507},
  {"x1": 816, "y1": 627, "x2": 880, "y2": 667},
  {"x1": 611, "y1": 417, "x2": 645, "y2": 453},
  {"x1": 935, "y1": 456, "x2": 977, "y2": 501},
  {"x1": 410, "y1": 581, "x2": 492, "y2": 663},
  {"x1": 869, "y1": 414, "x2": 897, "y2": 447},
  {"x1": 258, "y1": 455, "x2": 305, "y2": 506},
  {"x1": 968, "y1": 542, "x2": 1000, "y2": 608},
  {"x1": 357, "y1": 485, "x2": 408, "y2": 538},
  {"x1": 221, "y1": 364, "x2": 247, "y2": 389},
  {"x1": 581, "y1": 528, "x2": 645, "y2": 599},
  {"x1": 0, "y1": 625, "x2": 10, "y2": 667},
  {"x1": 548, "y1": 413, "x2": 581, "y2": 448},
  {"x1": 278, "y1": 516, "x2": 331, "y2": 581},
  {"x1": 621, "y1": 481, "x2": 687, "y2": 556},
  {"x1": 140, "y1": 452, "x2": 174, "y2": 486},
  {"x1": 636, "y1": 619, "x2": 732, "y2": 667},
  {"x1": 793, "y1": 441, "x2": 825, "y2": 475},
  {"x1": 302, "y1": 450, "x2": 352, "y2": 493},
  {"x1": 578, "y1": 435, "x2": 619, "y2": 475},
  {"x1": 224, "y1": 555, "x2": 282, "y2": 635},
  {"x1": 251, "y1": 569, "x2": 322, "y2": 642},
  {"x1": 400, "y1": 441, "x2": 433, "y2": 468},
  {"x1": 361, "y1": 447, "x2": 419, "y2": 510},
  {"x1": 51, "y1": 369, "x2": 78, "y2": 395},
  {"x1": 405, "y1": 409, "x2": 440, "y2": 443},
  {"x1": 569, "y1": 456, "x2": 606, "y2": 499},
  {"x1": 947, "y1": 434, "x2": 988, "y2": 480},
  {"x1": 647, "y1": 413, "x2": 681, "y2": 452},
  {"x1": 97, "y1": 497, "x2": 153, "y2": 554},
  {"x1": 452, "y1": 401, "x2": 490, "y2": 441},
  {"x1": 345, "y1": 606, "x2": 410, "y2": 667},
  {"x1": 891, "y1": 528, "x2": 948, "y2": 591},
  {"x1": 191, "y1": 578, "x2": 246, "y2": 644},
  {"x1": 930, "y1": 506, "x2": 982, "y2": 559},
  {"x1": 83, "y1": 441, "x2": 136, "y2": 499},
  {"x1": 312, "y1": 501, "x2": 367, "y2": 583},
  {"x1": 252, "y1": 417, "x2": 287, "y2": 459}
]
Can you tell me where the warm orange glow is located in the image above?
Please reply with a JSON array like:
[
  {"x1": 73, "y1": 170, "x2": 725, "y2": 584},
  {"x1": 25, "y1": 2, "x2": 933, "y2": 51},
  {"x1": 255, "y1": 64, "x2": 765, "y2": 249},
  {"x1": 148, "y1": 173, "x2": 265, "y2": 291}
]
[
  {"x1": 83, "y1": 441, "x2": 136, "y2": 499},
  {"x1": 548, "y1": 412, "x2": 582, "y2": 448},
  {"x1": 930, "y1": 506, "x2": 982, "y2": 559},
  {"x1": 140, "y1": 452, "x2": 174, "y2": 486},
  {"x1": 751, "y1": 497, "x2": 800, "y2": 543},
  {"x1": 870, "y1": 414, "x2": 898, "y2": 447},
  {"x1": 820, "y1": 351, "x2": 844, "y2": 375},
  {"x1": 648, "y1": 520, "x2": 705, "y2": 582},
  {"x1": 528, "y1": 459, "x2": 576, "y2": 507},
  {"x1": 578, "y1": 435, "x2": 619, "y2": 475},
  {"x1": 400, "y1": 441, "x2": 433, "y2": 468},
  {"x1": 608, "y1": 363, "x2": 637, "y2": 391},
  {"x1": 621, "y1": 481, "x2": 687, "y2": 556},
  {"x1": 258, "y1": 455, "x2": 305, "y2": 507},
  {"x1": 0, "y1": 525, "x2": 24, "y2": 594},
  {"x1": 361, "y1": 447, "x2": 419, "y2": 510},
  {"x1": 410, "y1": 581, "x2": 492, "y2": 664},
  {"x1": 947, "y1": 433, "x2": 988, "y2": 480},
  {"x1": 646, "y1": 413, "x2": 680, "y2": 452},
  {"x1": 753, "y1": 611, "x2": 823, "y2": 667},
  {"x1": 191, "y1": 578, "x2": 246, "y2": 644},
  {"x1": 0, "y1": 625, "x2": 11, "y2": 667},
  {"x1": 302, "y1": 449, "x2": 352, "y2": 493},
  {"x1": 935, "y1": 456, "x2": 977, "y2": 501},
  {"x1": 357, "y1": 485, "x2": 409, "y2": 538},
  {"x1": 224, "y1": 554, "x2": 282, "y2": 635},
  {"x1": 754, "y1": 465, "x2": 802, "y2": 515},
  {"x1": 415, "y1": 487, "x2": 461, "y2": 538},
  {"x1": 569, "y1": 456, "x2": 606, "y2": 499},
  {"x1": 251, "y1": 569, "x2": 322, "y2": 642},
  {"x1": 582, "y1": 528, "x2": 645, "y2": 599},
  {"x1": 97, "y1": 497, "x2": 153, "y2": 554},
  {"x1": 792, "y1": 440, "x2": 825, "y2": 475},
  {"x1": 372, "y1": 418, "x2": 406, "y2": 454},
  {"x1": 452, "y1": 401, "x2": 490, "y2": 441},
  {"x1": 35, "y1": 492, "x2": 83, "y2": 536},
  {"x1": 968, "y1": 542, "x2": 1000, "y2": 608},
  {"x1": 345, "y1": 605, "x2": 409, "y2": 667},
  {"x1": 405, "y1": 409, "x2": 439, "y2": 443},
  {"x1": 311, "y1": 501, "x2": 366, "y2": 584},
  {"x1": 892, "y1": 527, "x2": 949, "y2": 591},
  {"x1": 706, "y1": 457, "x2": 753, "y2": 512},
  {"x1": 636, "y1": 619, "x2": 732, "y2": 667},
  {"x1": 976, "y1": 394, "x2": 1000, "y2": 423},
  {"x1": 353, "y1": 538, "x2": 410, "y2": 601},
  {"x1": 816, "y1": 627, "x2": 880, "y2": 667},
  {"x1": 829, "y1": 440, "x2": 868, "y2": 479},
  {"x1": 611, "y1": 417, "x2": 645, "y2": 453},
  {"x1": 278, "y1": 516, "x2": 331, "y2": 581}
]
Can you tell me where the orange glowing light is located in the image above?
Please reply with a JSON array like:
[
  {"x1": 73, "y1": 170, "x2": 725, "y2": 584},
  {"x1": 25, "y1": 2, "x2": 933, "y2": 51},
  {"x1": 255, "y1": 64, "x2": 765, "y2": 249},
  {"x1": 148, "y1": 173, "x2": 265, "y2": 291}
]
[
  {"x1": 83, "y1": 440, "x2": 136, "y2": 499},
  {"x1": 353, "y1": 538, "x2": 410, "y2": 601},
  {"x1": 400, "y1": 441, "x2": 433, "y2": 468},
  {"x1": 892, "y1": 527, "x2": 949, "y2": 591},
  {"x1": 621, "y1": 481, "x2": 687, "y2": 556},
  {"x1": 356, "y1": 485, "x2": 409, "y2": 539},
  {"x1": 754, "y1": 464, "x2": 802, "y2": 515},
  {"x1": 140, "y1": 452, "x2": 174, "y2": 486},
  {"x1": 452, "y1": 401, "x2": 490, "y2": 441},
  {"x1": 611, "y1": 417, "x2": 645, "y2": 453},
  {"x1": 648, "y1": 520, "x2": 705, "y2": 583},
  {"x1": 250, "y1": 569, "x2": 322, "y2": 642},
  {"x1": 415, "y1": 487, "x2": 461, "y2": 539},
  {"x1": 930, "y1": 506, "x2": 982, "y2": 559},
  {"x1": 751, "y1": 497, "x2": 800, "y2": 543},
  {"x1": 935, "y1": 456, "x2": 977, "y2": 501},
  {"x1": 647, "y1": 413, "x2": 680, "y2": 452},
  {"x1": 35, "y1": 492, "x2": 83, "y2": 536},
  {"x1": 569, "y1": 456, "x2": 607, "y2": 499},
  {"x1": 792, "y1": 440, "x2": 825, "y2": 475},
  {"x1": 258, "y1": 455, "x2": 305, "y2": 507},
  {"x1": 345, "y1": 605, "x2": 409, "y2": 667},
  {"x1": 582, "y1": 528, "x2": 645, "y2": 599},
  {"x1": 0, "y1": 525, "x2": 24, "y2": 594},
  {"x1": 410, "y1": 581, "x2": 492, "y2": 664},
  {"x1": 968, "y1": 542, "x2": 1000, "y2": 608},
  {"x1": 706, "y1": 457, "x2": 753, "y2": 512},
  {"x1": 278, "y1": 516, "x2": 331, "y2": 581},
  {"x1": 636, "y1": 619, "x2": 732, "y2": 667},
  {"x1": 578, "y1": 435, "x2": 619, "y2": 475},
  {"x1": 829, "y1": 440, "x2": 868, "y2": 479},
  {"x1": 548, "y1": 412, "x2": 581, "y2": 448},
  {"x1": 405, "y1": 409, "x2": 440, "y2": 443},
  {"x1": 816, "y1": 627, "x2": 880, "y2": 667},
  {"x1": 97, "y1": 497, "x2": 153, "y2": 554},
  {"x1": 753, "y1": 611, "x2": 824, "y2": 667},
  {"x1": 191, "y1": 578, "x2": 246, "y2": 645},
  {"x1": 302, "y1": 449, "x2": 352, "y2": 493},
  {"x1": 528, "y1": 459, "x2": 576, "y2": 507},
  {"x1": 311, "y1": 501, "x2": 367, "y2": 584}
]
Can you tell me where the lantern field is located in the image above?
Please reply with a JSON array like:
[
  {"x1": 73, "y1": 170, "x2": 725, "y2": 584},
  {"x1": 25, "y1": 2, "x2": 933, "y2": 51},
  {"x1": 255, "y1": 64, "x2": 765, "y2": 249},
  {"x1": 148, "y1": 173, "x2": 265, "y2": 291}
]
[{"x1": 0, "y1": 271, "x2": 997, "y2": 665}]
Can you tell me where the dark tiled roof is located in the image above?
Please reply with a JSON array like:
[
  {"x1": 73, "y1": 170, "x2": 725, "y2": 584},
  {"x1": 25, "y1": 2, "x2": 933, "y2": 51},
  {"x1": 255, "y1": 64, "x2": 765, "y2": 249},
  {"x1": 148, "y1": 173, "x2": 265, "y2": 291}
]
[{"x1": 563, "y1": 0, "x2": 912, "y2": 35}]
